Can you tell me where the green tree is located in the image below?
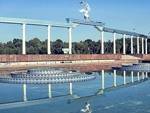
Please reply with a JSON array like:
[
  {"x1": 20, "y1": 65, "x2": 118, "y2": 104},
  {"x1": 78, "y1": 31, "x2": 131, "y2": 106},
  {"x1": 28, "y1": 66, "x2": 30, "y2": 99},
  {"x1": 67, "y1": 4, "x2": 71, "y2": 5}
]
[
  {"x1": 27, "y1": 38, "x2": 42, "y2": 54},
  {"x1": 52, "y1": 39, "x2": 64, "y2": 54}
]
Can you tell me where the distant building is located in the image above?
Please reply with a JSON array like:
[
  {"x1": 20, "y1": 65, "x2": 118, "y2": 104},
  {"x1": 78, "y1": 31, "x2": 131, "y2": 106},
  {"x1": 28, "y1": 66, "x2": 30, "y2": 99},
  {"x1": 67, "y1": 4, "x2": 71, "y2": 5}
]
[{"x1": 62, "y1": 48, "x2": 69, "y2": 54}]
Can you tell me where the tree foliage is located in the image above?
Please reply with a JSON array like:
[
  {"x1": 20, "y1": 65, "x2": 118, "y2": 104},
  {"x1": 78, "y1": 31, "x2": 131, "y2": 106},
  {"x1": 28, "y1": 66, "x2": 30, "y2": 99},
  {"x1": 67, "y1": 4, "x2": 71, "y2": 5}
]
[{"x1": 0, "y1": 37, "x2": 148, "y2": 54}]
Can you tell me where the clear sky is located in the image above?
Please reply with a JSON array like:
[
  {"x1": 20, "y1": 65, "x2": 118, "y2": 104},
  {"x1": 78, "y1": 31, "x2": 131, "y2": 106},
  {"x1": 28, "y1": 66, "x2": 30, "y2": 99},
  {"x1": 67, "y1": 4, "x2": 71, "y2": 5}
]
[{"x1": 0, "y1": 0, "x2": 150, "y2": 42}]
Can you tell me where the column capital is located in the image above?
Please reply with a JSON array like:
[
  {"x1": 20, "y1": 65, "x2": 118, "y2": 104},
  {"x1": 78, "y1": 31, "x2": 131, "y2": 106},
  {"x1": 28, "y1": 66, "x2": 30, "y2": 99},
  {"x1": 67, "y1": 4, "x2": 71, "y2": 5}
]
[
  {"x1": 123, "y1": 34, "x2": 127, "y2": 38},
  {"x1": 68, "y1": 27, "x2": 72, "y2": 30}
]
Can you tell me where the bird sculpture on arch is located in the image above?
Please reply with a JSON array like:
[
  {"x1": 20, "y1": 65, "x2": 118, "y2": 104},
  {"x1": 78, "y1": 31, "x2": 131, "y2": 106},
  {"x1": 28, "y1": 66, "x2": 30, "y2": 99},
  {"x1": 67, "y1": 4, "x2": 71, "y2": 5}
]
[{"x1": 80, "y1": 0, "x2": 91, "y2": 21}]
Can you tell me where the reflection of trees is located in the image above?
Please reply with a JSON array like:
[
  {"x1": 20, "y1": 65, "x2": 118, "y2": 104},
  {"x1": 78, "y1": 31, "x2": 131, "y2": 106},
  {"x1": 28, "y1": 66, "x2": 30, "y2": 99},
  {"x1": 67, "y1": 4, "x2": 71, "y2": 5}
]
[{"x1": 0, "y1": 37, "x2": 147, "y2": 54}]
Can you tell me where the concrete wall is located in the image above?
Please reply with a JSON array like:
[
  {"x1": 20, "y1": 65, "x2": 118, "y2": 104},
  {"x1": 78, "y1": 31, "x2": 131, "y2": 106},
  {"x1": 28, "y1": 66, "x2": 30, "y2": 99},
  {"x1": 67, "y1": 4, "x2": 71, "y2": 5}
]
[
  {"x1": 141, "y1": 55, "x2": 150, "y2": 61},
  {"x1": 0, "y1": 54, "x2": 122, "y2": 63},
  {"x1": 0, "y1": 54, "x2": 144, "y2": 73}
]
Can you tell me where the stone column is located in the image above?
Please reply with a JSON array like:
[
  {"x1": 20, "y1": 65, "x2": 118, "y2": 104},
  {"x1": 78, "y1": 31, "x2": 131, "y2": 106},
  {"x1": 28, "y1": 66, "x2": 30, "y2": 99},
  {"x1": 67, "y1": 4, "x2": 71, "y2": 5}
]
[
  {"x1": 101, "y1": 31, "x2": 104, "y2": 54},
  {"x1": 131, "y1": 36, "x2": 133, "y2": 54},
  {"x1": 145, "y1": 38, "x2": 148, "y2": 54},
  {"x1": 68, "y1": 27, "x2": 72, "y2": 54},
  {"x1": 113, "y1": 32, "x2": 116, "y2": 54},
  {"x1": 137, "y1": 37, "x2": 140, "y2": 54},
  {"x1": 142, "y1": 38, "x2": 144, "y2": 54},
  {"x1": 22, "y1": 23, "x2": 26, "y2": 54},
  {"x1": 47, "y1": 25, "x2": 51, "y2": 54},
  {"x1": 123, "y1": 34, "x2": 126, "y2": 54}
]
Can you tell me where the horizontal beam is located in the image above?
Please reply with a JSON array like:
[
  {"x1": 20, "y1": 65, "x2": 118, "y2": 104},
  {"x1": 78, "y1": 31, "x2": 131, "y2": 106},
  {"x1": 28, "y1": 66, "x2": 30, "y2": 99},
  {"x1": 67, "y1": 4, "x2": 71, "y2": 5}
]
[
  {"x1": 95, "y1": 26, "x2": 147, "y2": 38},
  {"x1": 103, "y1": 27, "x2": 147, "y2": 38},
  {"x1": 0, "y1": 17, "x2": 72, "y2": 28},
  {"x1": 67, "y1": 18, "x2": 147, "y2": 38},
  {"x1": 0, "y1": 17, "x2": 148, "y2": 38},
  {"x1": 66, "y1": 18, "x2": 105, "y2": 26}
]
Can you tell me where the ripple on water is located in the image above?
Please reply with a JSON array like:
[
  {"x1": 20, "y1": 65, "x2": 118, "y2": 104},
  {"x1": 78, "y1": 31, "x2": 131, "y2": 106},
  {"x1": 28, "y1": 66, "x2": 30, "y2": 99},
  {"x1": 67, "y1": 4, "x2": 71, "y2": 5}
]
[
  {"x1": 104, "y1": 105, "x2": 114, "y2": 109},
  {"x1": 129, "y1": 100, "x2": 143, "y2": 106}
]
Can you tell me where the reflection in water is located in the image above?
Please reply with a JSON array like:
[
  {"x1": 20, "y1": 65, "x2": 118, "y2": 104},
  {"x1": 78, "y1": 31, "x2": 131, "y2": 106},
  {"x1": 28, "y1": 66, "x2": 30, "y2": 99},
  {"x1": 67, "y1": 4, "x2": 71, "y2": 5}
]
[
  {"x1": 0, "y1": 68, "x2": 149, "y2": 113},
  {"x1": 81, "y1": 102, "x2": 92, "y2": 113}
]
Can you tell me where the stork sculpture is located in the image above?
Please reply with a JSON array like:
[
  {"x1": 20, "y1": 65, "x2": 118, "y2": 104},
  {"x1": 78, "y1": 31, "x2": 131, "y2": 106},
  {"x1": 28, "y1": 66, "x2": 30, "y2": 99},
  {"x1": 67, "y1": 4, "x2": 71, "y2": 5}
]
[{"x1": 80, "y1": 0, "x2": 91, "y2": 21}]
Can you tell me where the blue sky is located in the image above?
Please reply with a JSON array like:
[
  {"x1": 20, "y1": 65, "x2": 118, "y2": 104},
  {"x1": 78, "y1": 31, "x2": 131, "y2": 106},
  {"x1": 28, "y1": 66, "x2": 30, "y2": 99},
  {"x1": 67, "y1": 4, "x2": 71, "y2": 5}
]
[{"x1": 0, "y1": 0, "x2": 150, "y2": 42}]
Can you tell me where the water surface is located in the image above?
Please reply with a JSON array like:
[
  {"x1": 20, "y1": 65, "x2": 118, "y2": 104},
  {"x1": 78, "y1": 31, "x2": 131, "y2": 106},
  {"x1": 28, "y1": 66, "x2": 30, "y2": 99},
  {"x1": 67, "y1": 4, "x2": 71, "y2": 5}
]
[{"x1": 0, "y1": 70, "x2": 149, "y2": 113}]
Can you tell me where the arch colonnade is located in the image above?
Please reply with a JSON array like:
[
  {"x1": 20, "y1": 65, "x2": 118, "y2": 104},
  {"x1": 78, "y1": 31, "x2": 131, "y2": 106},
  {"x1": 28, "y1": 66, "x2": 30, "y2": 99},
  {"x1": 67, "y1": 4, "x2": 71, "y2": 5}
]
[{"x1": 0, "y1": 17, "x2": 148, "y2": 55}]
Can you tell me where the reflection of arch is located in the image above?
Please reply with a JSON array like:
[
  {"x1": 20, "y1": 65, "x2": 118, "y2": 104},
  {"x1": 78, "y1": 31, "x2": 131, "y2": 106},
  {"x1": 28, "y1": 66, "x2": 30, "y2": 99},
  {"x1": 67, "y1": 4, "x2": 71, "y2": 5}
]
[
  {"x1": 68, "y1": 70, "x2": 149, "y2": 104},
  {"x1": 0, "y1": 69, "x2": 149, "y2": 108},
  {"x1": 0, "y1": 68, "x2": 96, "y2": 102}
]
